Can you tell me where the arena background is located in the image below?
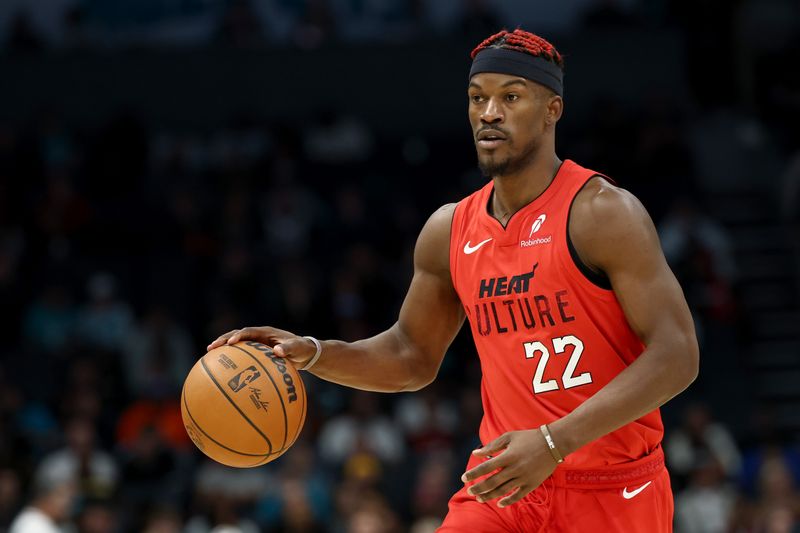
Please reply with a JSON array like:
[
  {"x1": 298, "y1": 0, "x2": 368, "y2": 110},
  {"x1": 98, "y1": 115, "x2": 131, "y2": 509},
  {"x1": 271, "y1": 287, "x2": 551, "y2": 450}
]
[{"x1": 1, "y1": 0, "x2": 799, "y2": 531}]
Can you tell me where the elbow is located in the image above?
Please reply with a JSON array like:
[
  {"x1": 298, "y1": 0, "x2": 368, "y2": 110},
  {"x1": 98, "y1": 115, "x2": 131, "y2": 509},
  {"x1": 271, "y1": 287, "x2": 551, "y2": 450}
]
[
  {"x1": 400, "y1": 366, "x2": 438, "y2": 392},
  {"x1": 398, "y1": 352, "x2": 440, "y2": 392}
]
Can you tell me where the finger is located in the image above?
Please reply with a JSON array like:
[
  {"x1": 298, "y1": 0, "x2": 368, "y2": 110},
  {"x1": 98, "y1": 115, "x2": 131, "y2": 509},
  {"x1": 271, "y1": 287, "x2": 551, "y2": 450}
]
[
  {"x1": 274, "y1": 337, "x2": 316, "y2": 361},
  {"x1": 467, "y1": 469, "x2": 514, "y2": 498},
  {"x1": 498, "y1": 486, "x2": 529, "y2": 508},
  {"x1": 474, "y1": 479, "x2": 520, "y2": 504},
  {"x1": 462, "y1": 455, "x2": 504, "y2": 483},
  {"x1": 207, "y1": 330, "x2": 239, "y2": 351},
  {"x1": 472, "y1": 433, "x2": 512, "y2": 458},
  {"x1": 227, "y1": 327, "x2": 266, "y2": 345}
]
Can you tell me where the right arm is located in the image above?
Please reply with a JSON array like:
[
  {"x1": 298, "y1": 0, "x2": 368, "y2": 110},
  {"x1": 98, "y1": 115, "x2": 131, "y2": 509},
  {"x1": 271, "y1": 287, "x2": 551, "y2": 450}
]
[{"x1": 207, "y1": 204, "x2": 465, "y2": 392}]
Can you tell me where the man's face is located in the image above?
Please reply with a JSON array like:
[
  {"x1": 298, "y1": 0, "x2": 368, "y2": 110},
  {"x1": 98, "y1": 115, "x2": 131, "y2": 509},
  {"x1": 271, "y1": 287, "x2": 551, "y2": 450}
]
[{"x1": 468, "y1": 73, "x2": 558, "y2": 177}]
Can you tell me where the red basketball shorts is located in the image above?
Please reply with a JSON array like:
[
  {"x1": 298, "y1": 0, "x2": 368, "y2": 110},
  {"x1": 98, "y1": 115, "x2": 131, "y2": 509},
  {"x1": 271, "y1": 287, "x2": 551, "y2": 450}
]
[{"x1": 438, "y1": 446, "x2": 672, "y2": 533}]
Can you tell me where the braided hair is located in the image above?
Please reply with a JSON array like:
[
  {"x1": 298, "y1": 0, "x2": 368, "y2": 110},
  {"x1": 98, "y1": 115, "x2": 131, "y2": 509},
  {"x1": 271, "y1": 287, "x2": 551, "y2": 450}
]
[{"x1": 471, "y1": 29, "x2": 564, "y2": 70}]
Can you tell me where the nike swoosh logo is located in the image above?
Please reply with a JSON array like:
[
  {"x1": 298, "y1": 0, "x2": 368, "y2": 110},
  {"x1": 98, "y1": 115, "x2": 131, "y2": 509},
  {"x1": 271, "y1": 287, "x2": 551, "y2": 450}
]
[
  {"x1": 622, "y1": 481, "x2": 652, "y2": 499},
  {"x1": 464, "y1": 238, "x2": 493, "y2": 254}
]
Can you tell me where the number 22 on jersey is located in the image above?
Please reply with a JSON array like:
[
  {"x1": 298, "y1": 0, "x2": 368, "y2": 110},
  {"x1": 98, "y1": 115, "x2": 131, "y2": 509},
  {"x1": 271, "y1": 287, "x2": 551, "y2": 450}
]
[{"x1": 524, "y1": 335, "x2": 592, "y2": 394}]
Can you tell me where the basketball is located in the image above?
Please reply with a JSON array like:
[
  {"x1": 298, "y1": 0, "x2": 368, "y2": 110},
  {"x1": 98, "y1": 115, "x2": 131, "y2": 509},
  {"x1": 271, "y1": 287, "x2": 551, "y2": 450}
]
[{"x1": 180, "y1": 341, "x2": 307, "y2": 468}]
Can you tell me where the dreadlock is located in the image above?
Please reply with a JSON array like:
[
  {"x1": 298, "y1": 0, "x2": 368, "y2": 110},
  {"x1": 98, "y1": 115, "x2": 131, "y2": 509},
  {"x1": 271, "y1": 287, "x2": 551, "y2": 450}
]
[{"x1": 471, "y1": 29, "x2": 564, "y2": 70}]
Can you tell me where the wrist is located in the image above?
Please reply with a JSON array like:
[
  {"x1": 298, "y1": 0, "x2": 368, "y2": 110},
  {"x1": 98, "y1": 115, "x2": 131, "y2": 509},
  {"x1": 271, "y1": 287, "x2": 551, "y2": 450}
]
[
  {"x1": 300, "y1": 336, "x2": 323, "y2": 370},
  {"x1": 539, "y1": 424, "x2": 564, "y2": 464},
  {"x1": 546, "y1": 418, "x2": 580, "y2": 457}
]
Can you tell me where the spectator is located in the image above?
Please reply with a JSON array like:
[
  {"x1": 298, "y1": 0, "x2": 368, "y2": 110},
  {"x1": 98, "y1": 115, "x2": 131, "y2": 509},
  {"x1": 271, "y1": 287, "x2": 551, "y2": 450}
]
[
  {"x1": 22, "y1": 284, "x2": 78, "y2": 353},
  {"x1": 75, "y1": 499, "x2": 116, "y2": 533},
  {"x1": 122, "y1": 305, "x2": 193, "y2": 398},
  {"x1": 76, "y1": 273, "x2": 136, "y2": 351},
  {"x1": 667, "y1": 403, "x2": 742, "y2": 488},
  {"x1": 116, "y1": 424, "x2": 186, "y2": 526},
  {"x1": 0, "y1": 467, "x2": 23, "y2": 530},
  {"x1": 318, "y1": 391, "x2": 404, "y2": 466},
  {"x1": 141, "y1": 506, "x2": 183, "y2": 533},
  {"x1": 185, "y1": 461, "x2": 268, "y2": 533},
  {"x1": 36, "y1": 417, "x2": 118, "y2": 500},
  {"x1": 754, "y1": 457, "x2": 800, "y2": 527},
  {"x1": 9, "y1": 471, "x2": 76, "y2": 533},
  {"x1": 674, "y1": 452, "x2": 737, "y2": 533},
  {"x1": 346, "y1": 493, "x2": 401, "y2": 533},
  {"x1": 255, "y1": 441, "x2": 331, "y2": 529},
  {"x1": 659, "y1": 198, "x2": 738, "y2": 323},
  {"x1": 395, "y1": 387, "x2": 457, "y2": 454}
]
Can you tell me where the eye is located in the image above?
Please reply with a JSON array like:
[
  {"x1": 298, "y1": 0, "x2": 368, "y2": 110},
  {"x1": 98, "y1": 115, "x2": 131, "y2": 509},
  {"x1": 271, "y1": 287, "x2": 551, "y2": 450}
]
[
  {"x1": 470, "y1": 94, "x2": 484, "y2": 104},
  {"x1": 505, "y1": 93, "x2": 519, "y2": 102}
]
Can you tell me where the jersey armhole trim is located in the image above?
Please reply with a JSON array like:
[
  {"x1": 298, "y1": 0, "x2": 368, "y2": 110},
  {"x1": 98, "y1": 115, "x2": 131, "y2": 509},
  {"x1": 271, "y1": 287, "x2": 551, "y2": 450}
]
[
  {"x1": 566, "y1": 175, "x2": 613, "y2": 291},
  {"x1": 448, "y1": 202, "x2": 460, "y2": 291}
]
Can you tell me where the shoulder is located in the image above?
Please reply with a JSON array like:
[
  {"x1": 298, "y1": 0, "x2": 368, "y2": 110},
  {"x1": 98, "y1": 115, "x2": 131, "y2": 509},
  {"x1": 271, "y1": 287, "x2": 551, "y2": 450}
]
[
  {"x1": 414, "y1": 203, "x2": 457, "y2": 275},
  {"x1": 572, "y1": 176, "x2": 649, "y2": 229},
  {"x1": 420, "y1": 203, "x2": 457, "y2": 241},
  {"x1": 570, "y1": 177, "x2": 659, "y2": 270}
]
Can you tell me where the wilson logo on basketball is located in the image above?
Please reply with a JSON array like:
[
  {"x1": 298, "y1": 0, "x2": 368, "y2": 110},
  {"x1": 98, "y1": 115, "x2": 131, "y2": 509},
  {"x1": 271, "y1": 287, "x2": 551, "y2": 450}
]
[
  {"x1": 228, "y1": 366, "x2": 261, "y2": 392},
  {"x1": 245, "y1": 341, "x2": 298, "y2": 403}
]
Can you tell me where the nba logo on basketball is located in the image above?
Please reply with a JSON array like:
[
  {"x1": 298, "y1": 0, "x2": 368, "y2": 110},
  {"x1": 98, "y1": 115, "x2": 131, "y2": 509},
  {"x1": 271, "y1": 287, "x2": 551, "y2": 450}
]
[{"x1": 228, "y1": 366, "x2": 261, "y2": 392}]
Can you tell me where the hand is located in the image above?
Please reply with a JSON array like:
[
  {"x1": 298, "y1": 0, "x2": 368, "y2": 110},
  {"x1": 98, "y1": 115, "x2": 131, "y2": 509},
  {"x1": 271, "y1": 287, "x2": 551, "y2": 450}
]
[
  {"x1": 207, "y1": 326, "x2": 317, "y2": 368},
  {"x1": 461, "y1": 429, "x2": 558, "y2": 508}
]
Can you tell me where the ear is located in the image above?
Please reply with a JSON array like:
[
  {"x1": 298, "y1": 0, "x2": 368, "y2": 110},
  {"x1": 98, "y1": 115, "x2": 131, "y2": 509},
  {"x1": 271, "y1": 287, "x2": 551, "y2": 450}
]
[{"x1": 545, "y1": 95, "x2": 564, "y2": 126}]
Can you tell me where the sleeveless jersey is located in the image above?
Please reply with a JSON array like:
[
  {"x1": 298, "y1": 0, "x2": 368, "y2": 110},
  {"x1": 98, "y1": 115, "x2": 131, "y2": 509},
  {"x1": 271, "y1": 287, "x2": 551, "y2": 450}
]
[{"x1": 449, "y1": 159, "x2": 663, "y2": 469}]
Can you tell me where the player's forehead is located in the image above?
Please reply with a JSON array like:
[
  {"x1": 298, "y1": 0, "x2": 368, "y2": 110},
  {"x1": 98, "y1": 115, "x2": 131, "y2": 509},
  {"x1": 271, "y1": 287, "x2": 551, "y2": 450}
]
[{"x1": 468, "y1": 73, "x2": 532, "y2": 91}]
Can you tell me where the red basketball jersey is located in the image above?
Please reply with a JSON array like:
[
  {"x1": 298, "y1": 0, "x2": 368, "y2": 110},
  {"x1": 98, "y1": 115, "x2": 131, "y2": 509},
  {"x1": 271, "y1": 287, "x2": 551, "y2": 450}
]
[{"x1": 449, "y1": 159, "x2": 663, "y2": 469}]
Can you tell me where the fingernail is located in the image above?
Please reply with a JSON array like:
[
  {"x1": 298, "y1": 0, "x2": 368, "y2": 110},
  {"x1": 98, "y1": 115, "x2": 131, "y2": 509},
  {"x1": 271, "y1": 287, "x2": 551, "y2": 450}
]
[
  {"x1": 498, "y1": 503, "x2": 506, "y2": 508},
  {"x1": 476, "y1": 497, "x2": 484, "y2": 503},
  {"x1": 467, "y1": 488, "x2": 474, "y2": 496},
  {"x1": 461, "y1": 475, "x2": 467, "y2": 483},
  {"x1": 472, "y1": 449, "x2": 481, "y2": 455}
]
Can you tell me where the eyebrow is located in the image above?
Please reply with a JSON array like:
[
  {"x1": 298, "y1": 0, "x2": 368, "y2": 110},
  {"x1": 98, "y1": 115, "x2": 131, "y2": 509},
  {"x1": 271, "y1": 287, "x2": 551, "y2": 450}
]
[{"x1": 468, "y1": 78, "x2": 528, "y2": 90}]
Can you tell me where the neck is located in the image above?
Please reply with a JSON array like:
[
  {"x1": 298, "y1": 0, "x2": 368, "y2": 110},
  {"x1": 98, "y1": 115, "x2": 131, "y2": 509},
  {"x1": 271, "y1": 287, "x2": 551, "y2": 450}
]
[{"x1": 490, "y1": 152, "x2": 562, "y2": 225}]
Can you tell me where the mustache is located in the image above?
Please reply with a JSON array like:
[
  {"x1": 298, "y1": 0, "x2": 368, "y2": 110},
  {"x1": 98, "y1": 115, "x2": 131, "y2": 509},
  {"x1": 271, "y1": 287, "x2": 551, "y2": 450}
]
[{"x1": 475, "y1": 126, "x2": 511, "y2": 139}]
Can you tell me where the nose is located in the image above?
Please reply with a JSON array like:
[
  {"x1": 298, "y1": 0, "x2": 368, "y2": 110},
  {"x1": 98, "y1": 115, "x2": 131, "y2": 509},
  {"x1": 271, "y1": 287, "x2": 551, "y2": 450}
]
[{"x1": 480, "y1": 97, "x2": 504, "y2": 125}]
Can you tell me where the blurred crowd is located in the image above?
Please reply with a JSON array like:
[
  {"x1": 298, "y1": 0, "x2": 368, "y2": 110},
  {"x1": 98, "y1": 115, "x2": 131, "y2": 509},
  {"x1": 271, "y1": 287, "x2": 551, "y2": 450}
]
[
  {"x1": 1, "y1": 0, "x2": 800, "y2": 532},
  {"x1": 0, "y1": 0, "x2": 642, "y2": 51}
]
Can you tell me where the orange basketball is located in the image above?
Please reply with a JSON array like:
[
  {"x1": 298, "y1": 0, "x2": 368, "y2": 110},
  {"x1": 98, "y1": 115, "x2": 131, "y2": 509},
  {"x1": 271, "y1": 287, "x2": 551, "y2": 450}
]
[{"x1": 180, "y1": 341, "x2": 307, "y2": 468}]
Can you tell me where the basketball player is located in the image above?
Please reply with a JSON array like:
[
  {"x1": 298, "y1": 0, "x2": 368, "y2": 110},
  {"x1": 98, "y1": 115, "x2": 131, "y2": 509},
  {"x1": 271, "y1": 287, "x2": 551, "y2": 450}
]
[{"x1": 209, "y1": 29, "x2": 699, "y2": 532}]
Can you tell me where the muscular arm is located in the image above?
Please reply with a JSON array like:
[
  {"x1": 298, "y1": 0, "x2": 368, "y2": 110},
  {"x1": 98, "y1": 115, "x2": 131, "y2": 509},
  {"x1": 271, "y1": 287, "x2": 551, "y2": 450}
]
[
  {"x1": 549, "y1": 178, "x2": 699, "y2": 455},
  {"x1": 209, "y1": 204, "x2": 465, "y2": 393}
]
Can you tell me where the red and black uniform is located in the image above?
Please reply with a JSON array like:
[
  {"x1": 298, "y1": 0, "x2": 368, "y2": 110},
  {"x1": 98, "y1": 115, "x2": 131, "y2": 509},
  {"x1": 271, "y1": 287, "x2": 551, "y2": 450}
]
[{"x1": 439, "y1": 160, "x2": 673, "y2": 532}]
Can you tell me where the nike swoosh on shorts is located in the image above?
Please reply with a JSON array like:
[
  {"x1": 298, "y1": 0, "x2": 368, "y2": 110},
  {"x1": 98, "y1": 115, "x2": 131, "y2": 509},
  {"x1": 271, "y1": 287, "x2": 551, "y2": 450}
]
[{"x1": 622, "y1": 481, "x2": 652, "y2": 499}]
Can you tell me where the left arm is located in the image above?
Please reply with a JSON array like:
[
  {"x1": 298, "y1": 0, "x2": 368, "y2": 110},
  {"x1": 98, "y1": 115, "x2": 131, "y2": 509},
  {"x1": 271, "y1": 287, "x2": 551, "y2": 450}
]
[{"x1": 462, "y1": 178, "x2": 699, "y2": 507}]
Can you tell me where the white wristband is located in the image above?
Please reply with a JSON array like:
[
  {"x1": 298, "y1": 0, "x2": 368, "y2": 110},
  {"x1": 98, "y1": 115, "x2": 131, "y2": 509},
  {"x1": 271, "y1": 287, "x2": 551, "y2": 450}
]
[{"x1": 300, "y1": 336, "x2": 322, "y2": 370}]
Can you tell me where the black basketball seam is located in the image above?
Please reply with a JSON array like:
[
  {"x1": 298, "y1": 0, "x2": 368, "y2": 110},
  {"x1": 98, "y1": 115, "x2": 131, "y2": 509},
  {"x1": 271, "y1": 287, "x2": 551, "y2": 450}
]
[
  {"x1": 200, "y1": 357, "x2": 274, "y2": 456},
  {"x1": 294, "y1": 364, "x2": 307, "y2": 447},
  {"x1": 251, "y1": 453, "x2": 276, "y2": 467},
  {"x1": 182, "y1": 384, "x2": 269, "y2": 458},
  {"x1": 231, "y1": 344, "x2": 290, "y2": 452}
]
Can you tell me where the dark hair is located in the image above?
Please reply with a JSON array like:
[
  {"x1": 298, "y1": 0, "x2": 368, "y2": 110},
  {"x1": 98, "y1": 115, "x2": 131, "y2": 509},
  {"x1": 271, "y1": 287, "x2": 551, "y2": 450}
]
[{"x1": 471, "y1": 29, "x2": 564, "y2": 70}]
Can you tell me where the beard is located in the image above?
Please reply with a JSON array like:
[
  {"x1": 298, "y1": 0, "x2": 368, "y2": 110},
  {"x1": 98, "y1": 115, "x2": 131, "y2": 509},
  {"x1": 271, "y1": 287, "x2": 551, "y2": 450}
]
[{"x1": 477, "y1": 137, "x2": 540, "y2": 178}]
